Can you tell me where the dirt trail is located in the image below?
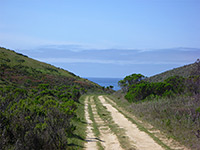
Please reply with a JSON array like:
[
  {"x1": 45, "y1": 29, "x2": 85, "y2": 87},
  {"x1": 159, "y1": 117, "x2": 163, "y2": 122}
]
[
  {"x1": 84, "y1": 95, "x2": 189, "y2": 150},
  {"x1": 84, "y1": 96, "x2": 98, "y2": 150},
  {"x1": 98, "y1": 96, "x2": 164, "y2": 150},
  {"x1": 105, "y1": 96, "x2": 189, "y2": 150},
  {"x1": 84, "y1": 96, "x2": 123, "y2": 150},
  {"x1": 90, "y1": 97, "x2": 123, "y2": 150}
]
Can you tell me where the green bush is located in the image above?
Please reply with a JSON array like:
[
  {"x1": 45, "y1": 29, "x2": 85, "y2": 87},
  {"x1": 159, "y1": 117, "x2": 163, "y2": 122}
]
[
  {"x1": 0, "y1": 83, "x2": 82, "y2": 149},
  {"x1": 118, "y1": 73, "x2": 146, "y2": 92},
  {"x1": 124, "y1": 75, "x2": 187, "y2": 102}
]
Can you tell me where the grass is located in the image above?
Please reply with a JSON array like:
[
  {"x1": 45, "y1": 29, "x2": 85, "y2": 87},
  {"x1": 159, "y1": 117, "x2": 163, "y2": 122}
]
[
  {"x1": 145, "y1": 62, "x2": 198, "y2": 83},
  {"x1": 127, "y1": 95, "x2": 200, "y2": 149},
  {"x1": 68, "y1": 95, "x2": 87, "y2": 149},
  {"x1": 0, "y1": 47, "x2": 100, "y2": 88},
  {"x1": 103, "y1": 95, "x2": 172, "y2": 150},
  {"x1": 0, "y1": 47, "x2": 65, "y2": 76},
  {"x1": 87, "y1": 96, "x2": 104, "y2": 150},
  {"x1": 110, "y1": 92, "x2": 200, "y2": 150},
  {"x1": 0, "y1": 47, "x2": 106, "y2": 149}
]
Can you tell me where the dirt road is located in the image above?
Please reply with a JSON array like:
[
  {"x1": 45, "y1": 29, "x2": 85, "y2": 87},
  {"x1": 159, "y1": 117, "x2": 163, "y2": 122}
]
[
  {"x1": 84, "y1": 96, "x2": 98, "y2": 150},
  {"x1": 84, "y1": 95, "x2": 188, "y2": 150},
  {"x1": 84, "y1": 96, "x2": 122, "y2": 150}
]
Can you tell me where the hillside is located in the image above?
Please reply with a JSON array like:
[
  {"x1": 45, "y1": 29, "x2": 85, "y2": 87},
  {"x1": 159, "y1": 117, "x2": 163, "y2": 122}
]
[
  {"x1": 0, "y1": 47, "x2": 101, "y2": 90},
  {"x1": 0, "y1": 47, "x2": 105, "y2": 150},
  {"x1": 146, "y1": 60, "x2": 199, "y2": 82},
  {"x1": 115, "y1": 60, "x2": 200, "y2": 149}
]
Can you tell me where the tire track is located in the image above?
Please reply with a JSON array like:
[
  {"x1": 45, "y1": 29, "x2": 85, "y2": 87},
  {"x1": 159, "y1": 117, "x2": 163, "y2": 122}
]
[
  {"x1": 105, "y1": 96, "x2": 189, "y2": 150},
  {"x1": 84, "y1": 96, "x2": 98, "y2": 150},
  {"x1": 90, "y1": 97, "x2": 123, "y2": 150},
  {"x1": 98, "y1": 95, "x2": 164, "y2": 150},
  {"x1": 84, "y1": 96, "x2": 123, "y2": 150}
]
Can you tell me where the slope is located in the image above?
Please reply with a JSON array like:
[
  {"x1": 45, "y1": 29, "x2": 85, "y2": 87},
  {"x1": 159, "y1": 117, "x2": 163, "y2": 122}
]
[
  {"x1": 146, "y1": 60, "x2": 199, "y2": 82},
  {"x1": 115, "y1": 59, "x2": 200, "y2": 149},
  {"x1": 0, "y1": 47, "x2": 101, "y2": 90},
  {"x1": 0, "y1": 47, "x2": 104, "y2": 150}
]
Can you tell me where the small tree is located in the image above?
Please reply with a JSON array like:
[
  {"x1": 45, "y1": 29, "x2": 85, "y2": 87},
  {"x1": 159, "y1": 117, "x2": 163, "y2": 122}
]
[
  {"x1": 109, "y1": 85, "x2": 114, "y2": 89},
  {"x1": 118, "y1": 73, "x2": 146, "y2": 92}
]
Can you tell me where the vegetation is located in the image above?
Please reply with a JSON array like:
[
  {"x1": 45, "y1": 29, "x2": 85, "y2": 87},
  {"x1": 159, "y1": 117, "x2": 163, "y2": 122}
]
[
  {"x1": 0, "y1": 47, "x2": 104, "y2": 149},
  {"x1": 0, "y1": 47, "x2": 102, "y2": 91},
  {"x1": 146, "y1": 59, "x2": 200, "y2": 83},
  {"x1": 0, "y1": 84, "x2": 81, "y2": 149},
  {"x1": 1, "y1": 46, "x2": 200, "y2": 149},
  {"x1": 118, "y1": 73, "x2": 145, "y2": 92},
  {"x1": 124, "y1": 75, "x2": 186, "y2": 102},
  {"x1": 119, "y1": 60, "x2": 200, "y2": 103},
  {"x1": 87, "y1": 97, "x2": 104, "y2": 149},
  {"x1": 67, "y1": 95, "x2": 87, "y2": 149},
  {"x1": 104, "y1": 95, "x2": 172, "y2": 149},
  {"x1": 116, "y1": 59, "x2": 200, "y2": 149}
]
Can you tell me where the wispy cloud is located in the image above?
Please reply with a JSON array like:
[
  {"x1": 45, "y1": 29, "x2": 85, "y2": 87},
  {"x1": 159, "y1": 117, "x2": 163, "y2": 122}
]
[
  {"x1": 37, "y1": 57, "x2": 190, "y2": 65},
  {"x1": 29, "y1": 45, "x2": 200, "y2": 66},
  {"x1": 14, "y1": 45, "x2": 200, "y2": 77}
]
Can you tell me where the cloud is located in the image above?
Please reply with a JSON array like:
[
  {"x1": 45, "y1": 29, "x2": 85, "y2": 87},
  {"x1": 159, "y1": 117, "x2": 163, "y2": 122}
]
[
  {"x1": 14, "y1": 45, "x2": 200, "y2": 77},
  {"x1": 37, "y1": 57, "x2": 188, "y2": 65},
  {"x1": 31, "y1": 46, "x2": 200, "y2": 66},
  {"x1": 38, "y1": 58, "x2": 114, "y2": 64},
  {"x1": 16, "y1": 44, "x2": 199, "y2": 69}
]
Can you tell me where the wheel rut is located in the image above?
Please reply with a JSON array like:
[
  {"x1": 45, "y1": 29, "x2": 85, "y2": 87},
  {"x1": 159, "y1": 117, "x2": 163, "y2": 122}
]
[
  {"x1": 84, "y1": 95, "x2": 189, "y2": 150},
  {"x1": 84, "y1": 96, "x2": 98, "y2": 150},
  {"x1": 84, "y1": 96, "x2": 123, "y2": 150},
  {"x1": 98, "y1": 96, "x2": 163, "y2": 150}
]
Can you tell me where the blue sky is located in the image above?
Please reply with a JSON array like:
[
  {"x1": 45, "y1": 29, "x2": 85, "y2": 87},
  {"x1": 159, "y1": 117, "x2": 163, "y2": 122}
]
[{"x1": 1, "y1": 0, "x2": 200, "y2": 77}]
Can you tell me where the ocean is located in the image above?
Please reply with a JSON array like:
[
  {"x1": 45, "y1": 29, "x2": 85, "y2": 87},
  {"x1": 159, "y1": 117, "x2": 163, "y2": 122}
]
[{"x1": 86, "y1": 77, "x2": 122, "y2": 91}]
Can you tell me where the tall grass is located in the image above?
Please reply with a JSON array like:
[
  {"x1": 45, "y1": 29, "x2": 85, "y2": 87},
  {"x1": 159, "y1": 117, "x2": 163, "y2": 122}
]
[
  {"x1": 130, "y1": 94, "x2": 200, "y2": 149},
  {"x1": 112, "y1": 92, "x2": 200, "y2": 150}
]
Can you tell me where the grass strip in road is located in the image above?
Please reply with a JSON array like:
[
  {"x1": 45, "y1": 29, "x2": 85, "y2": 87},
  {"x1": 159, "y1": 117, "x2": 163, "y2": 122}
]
[
  {"x1": 87, "y1": 96, "x2": 104, "y2": 150},
  {"x1": 93, "y1": 95, "x2": 136, "y2": 150}
]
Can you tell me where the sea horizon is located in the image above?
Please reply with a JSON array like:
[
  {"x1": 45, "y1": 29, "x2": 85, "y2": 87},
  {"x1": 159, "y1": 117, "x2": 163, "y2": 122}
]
[{"x1": 84, "y1": 77, "x2": 122, "y2": 91}]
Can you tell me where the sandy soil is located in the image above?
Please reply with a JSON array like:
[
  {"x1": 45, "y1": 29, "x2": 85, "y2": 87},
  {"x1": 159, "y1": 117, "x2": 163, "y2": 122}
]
[
  {"x1": 90, "y1": 97, "x2": 123, "y2": 150},
  {"x1": 84, "y1": 96, "x2": 123, "y2": 150},
  {"x1": 84, "y1": 96, "x2": 98, "y2": 150}
]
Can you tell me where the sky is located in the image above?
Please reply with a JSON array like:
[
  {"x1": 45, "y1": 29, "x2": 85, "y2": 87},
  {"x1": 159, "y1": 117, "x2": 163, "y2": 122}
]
[{"x1": 1, "y1": 0, "x2": 200, "y2": 78}]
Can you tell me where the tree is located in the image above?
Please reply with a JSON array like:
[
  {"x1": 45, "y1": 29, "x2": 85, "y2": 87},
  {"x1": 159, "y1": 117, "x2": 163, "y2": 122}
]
[
  {"x1": 118, "y1": 73, "x2": 146, "y2": 92},
  {"x1": 109, "y1": 85, "x2": 114, "y2": 89}
]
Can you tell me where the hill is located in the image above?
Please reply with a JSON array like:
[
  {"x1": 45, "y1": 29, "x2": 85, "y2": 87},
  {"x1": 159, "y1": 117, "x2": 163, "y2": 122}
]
[
  {"x1": 0, "y1": 47, "x2": 101, "y2": 90},
  {"x1": 0, "y1": 47, "x2": 104, "y2": 150},
  {"x1": 146, "y1": 60, "x2": 200, "y2": 82},
  {"x1": 115, "y1": 59, "x2": 200, "y2": 149}
]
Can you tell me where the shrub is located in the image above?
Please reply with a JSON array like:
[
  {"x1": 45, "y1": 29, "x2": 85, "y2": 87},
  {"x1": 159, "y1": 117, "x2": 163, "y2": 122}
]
[
  {"x1": 124, "y1": 75, "x2": 187, "y2": 102},
  {"x1": 0, "y1": 83, "x2": 81, "y2": 149}
]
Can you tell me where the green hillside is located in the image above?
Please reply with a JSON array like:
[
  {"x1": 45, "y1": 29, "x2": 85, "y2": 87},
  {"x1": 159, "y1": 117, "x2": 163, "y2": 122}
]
[
  {"x1": 0, "y1": 47, "x2": 101, "y2": 90},
  {"x1": 116, "y1": 59, "x2": 200, "y2": 149},
  {"x1": 146, "y1": 61, "x2": 199, "y2": 82},
  {"x1": 0, "y1": 47, "x2": 104, "y2": 150}
]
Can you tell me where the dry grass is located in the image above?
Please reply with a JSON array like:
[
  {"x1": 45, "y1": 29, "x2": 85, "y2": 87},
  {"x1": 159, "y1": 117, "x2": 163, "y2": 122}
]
[
  {"x1": 145, "y1": 63, "x2": 196, "y2": 83},
  {"x1": 112, "y1": 92, "x2": 200, "y2": 150}
]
